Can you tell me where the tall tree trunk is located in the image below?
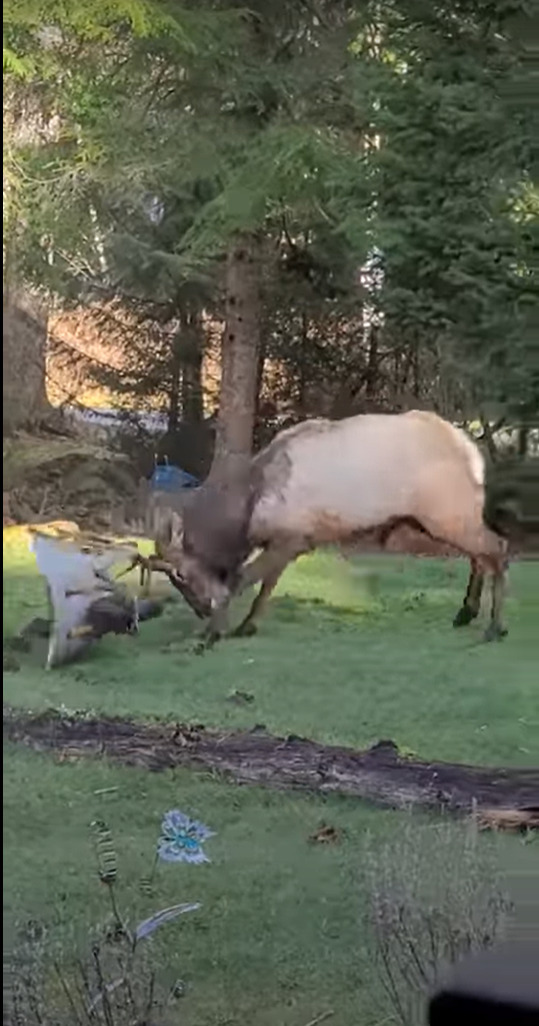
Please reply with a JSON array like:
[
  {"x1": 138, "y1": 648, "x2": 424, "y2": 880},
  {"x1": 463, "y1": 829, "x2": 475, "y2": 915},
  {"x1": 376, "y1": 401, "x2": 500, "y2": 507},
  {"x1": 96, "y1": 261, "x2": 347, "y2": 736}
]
[
  {"x1": 167, "y1": 329, "x2": 183, "y2": 434},
  {"x1": 3, "y1": 288, "x2": 51, "y2": 435},
  {"x1": 181, "y1": 312, "x2": 204, "y2": 424},
  {"x1": 3, "y1": 87, "x2": 55, "y2": 436},
  {"x1": 253, "y1": 336, "x2": 267, "y2": 449},
  {"x1": 209, "y1": 234, "x2": 262, "y2": 481},
  {"x1": 365, "y1": 322, "x2": 379, "y2": 400},
  {"x1": 297, "y1": 310, "x2": 308, "y2": 417},
  {"x1": 517, "y1": 426, "x2": 529, "y2": 457}
]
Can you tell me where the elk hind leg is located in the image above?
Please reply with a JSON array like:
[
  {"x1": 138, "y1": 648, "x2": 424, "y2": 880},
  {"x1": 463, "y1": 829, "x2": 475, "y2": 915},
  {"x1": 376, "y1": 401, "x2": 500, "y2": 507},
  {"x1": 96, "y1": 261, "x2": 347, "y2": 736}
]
[
  {"x1": 483, "y1": 558, "x2": 508, "y2": 642},
  {"x1": 416, "y1": 503, "x2": 509, "y2": 638},
  {"x1": 453, "y1": 559, "x2": 484, "y2": 628}
]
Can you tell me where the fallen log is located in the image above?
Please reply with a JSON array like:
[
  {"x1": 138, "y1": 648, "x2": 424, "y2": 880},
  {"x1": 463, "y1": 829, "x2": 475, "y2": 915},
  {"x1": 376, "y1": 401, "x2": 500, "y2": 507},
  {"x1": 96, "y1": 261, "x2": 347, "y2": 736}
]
[{"x1": 4, "y1": 706, "x2": 538, "y2": 824}]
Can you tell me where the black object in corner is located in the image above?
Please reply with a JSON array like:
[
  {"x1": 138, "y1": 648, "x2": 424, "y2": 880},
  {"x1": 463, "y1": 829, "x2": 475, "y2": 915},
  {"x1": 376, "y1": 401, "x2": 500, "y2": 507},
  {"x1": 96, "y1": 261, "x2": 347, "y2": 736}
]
[{"x1": 429, "y1": 942, "x2": 539, "y2": 1025}]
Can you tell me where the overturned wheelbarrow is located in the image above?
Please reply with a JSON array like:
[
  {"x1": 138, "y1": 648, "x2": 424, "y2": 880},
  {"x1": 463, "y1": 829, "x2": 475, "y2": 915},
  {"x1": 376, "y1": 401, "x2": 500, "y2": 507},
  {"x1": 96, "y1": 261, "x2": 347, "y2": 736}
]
[{"x1": 27, "y1": 529, "x2": 163, "y2": 669}]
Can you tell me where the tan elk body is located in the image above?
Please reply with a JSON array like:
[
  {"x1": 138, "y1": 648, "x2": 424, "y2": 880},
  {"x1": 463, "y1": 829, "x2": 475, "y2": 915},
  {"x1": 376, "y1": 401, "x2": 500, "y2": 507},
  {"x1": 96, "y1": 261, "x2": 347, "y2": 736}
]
[{"x1": 140, "y1": 410, "x2": 509, "y2": 643}]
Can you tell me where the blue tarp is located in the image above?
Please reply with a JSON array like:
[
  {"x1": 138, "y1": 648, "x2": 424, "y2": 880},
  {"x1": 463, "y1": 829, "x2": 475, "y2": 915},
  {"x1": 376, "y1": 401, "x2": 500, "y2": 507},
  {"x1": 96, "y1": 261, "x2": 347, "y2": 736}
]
[{"x1": 150, "y1": 464, "x2": 199, "y2": 492}]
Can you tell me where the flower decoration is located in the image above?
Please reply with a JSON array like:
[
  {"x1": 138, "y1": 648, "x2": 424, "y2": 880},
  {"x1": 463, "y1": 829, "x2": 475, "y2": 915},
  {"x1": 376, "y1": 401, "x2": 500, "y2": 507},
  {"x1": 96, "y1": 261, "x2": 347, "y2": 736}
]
[{"x1": 157, "y1": 810, "x2": 215, "y2": 864}]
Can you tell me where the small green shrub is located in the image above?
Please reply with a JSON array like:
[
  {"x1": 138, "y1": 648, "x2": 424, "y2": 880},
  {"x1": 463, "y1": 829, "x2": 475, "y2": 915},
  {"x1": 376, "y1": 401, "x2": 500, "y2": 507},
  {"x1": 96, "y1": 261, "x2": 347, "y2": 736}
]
[
  {"x1": 363, "y1": 817, "x2": 512, "y2": 1026},
  {"x1": 4, "y1": 810, "x2": 215, "y2": 1025}
]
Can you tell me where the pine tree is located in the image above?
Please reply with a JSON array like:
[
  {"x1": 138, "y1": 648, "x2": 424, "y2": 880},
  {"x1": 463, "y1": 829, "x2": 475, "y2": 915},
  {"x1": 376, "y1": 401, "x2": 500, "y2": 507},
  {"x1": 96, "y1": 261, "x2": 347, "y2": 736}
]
[
  {"x1": 4, "y1": 0, "x2": 536, "y2": 461},
  {"x1": 351, "y1": 0, "x2": 537, "y2": 422},
  {"x1": 4, "y1": 1, "x2": 374, "y2": 466}
]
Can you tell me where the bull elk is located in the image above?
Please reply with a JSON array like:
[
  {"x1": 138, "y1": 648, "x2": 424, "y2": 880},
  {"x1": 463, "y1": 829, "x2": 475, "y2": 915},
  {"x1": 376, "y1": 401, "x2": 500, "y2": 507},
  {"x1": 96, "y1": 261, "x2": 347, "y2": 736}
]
[{"x1": 137, "y1": 411, "x2": 510, "y2": 645}]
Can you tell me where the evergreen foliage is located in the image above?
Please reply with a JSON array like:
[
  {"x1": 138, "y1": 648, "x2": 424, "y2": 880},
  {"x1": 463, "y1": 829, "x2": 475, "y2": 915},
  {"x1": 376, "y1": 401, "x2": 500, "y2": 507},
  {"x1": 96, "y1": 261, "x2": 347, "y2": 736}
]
[{"x1": 3, "y1": 0, "x2": 537, "y2": 444}]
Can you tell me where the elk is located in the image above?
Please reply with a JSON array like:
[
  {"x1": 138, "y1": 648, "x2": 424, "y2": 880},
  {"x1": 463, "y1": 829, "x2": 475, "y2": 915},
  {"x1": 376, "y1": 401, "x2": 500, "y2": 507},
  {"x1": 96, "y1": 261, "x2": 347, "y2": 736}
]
[{"x1": 137, "y1": 411, "x2": 509, "y2": 645}]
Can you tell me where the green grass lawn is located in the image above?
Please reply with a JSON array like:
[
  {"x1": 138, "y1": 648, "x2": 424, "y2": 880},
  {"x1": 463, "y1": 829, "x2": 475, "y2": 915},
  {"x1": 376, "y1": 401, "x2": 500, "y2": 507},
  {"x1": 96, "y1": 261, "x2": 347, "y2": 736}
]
[
  {"x1": 4, "y1": 743, "x2": 405, "y2": 1025},
  {"x1": 4, "y1": 526, "x2": 539, "y2": 765},
  {"x1": 3, "y1": 527, "x2": 539, "y2": 1024}
]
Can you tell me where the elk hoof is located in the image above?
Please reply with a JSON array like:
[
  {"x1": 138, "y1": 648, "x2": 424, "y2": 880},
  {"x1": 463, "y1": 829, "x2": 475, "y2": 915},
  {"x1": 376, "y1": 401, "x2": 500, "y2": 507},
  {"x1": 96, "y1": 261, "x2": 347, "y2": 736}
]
[
  {"x1": 483, "y1": 623, "x2": 508, "y2": 643},
  {"x1": 231, "y1": 621, "x2": 258, "y2": 638},
  {"x1": 453, "y1": 605, "x2": 476, "y2": 628},
  {"x1": 194, "y1": 628, "x2": 222, "y2": 654}
]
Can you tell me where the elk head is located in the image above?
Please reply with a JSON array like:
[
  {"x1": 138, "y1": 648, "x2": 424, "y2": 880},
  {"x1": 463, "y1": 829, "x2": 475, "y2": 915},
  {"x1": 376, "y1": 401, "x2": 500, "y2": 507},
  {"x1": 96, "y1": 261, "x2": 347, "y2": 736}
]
[{"x1": 154, "y1": 509, "x2": 233, "y2": 619}]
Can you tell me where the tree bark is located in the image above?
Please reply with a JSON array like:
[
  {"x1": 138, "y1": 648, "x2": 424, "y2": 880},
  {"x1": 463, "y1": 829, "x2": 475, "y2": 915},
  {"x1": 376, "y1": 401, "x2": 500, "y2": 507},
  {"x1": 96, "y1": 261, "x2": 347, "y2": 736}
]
[
  {"x1": 167, "y1": 328, "x2": 183, "y2": 434},
  {"x1": 517, "y1": 427, "x2": 529, "y2": 457},
  {"x1": 3, "y1": 86, "x2": 57, "y2": 435},
  {"x1": 4, "y1": 708, "x2": 538, "y2": 820},
  {"x1": 209, "y1": 234, "x2": 262, "y2": 481},
  {"x1": 3, "y1": 288, "x2": 51, "y2": 435},
  {"x1": 365, "y1": 322, "x2": 379, "y2": 400},
  {"x1": 181, "y1": 311, "x2": 204, "y2": 424}
]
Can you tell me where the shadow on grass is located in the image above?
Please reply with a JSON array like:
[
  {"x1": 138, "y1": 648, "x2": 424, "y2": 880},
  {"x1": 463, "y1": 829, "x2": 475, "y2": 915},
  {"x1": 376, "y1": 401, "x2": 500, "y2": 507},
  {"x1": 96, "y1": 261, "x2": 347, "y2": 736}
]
[{"x1": 267, "y1": 585, "x2": 460, "y2": 630}]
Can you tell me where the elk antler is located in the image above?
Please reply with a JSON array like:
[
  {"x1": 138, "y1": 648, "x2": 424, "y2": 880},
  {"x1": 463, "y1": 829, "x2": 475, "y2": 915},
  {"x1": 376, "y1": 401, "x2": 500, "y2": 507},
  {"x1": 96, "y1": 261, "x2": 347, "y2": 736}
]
[{"x1": 115, "y1": 551, "x2": 177, "y2": 595}]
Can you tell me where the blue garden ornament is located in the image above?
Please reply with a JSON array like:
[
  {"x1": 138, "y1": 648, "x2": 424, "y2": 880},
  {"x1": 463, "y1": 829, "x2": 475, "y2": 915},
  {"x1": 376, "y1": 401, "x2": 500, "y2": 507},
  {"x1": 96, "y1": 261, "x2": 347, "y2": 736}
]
[{"x1": 157, "y1": 810, "x2": 215, "y2": 864}]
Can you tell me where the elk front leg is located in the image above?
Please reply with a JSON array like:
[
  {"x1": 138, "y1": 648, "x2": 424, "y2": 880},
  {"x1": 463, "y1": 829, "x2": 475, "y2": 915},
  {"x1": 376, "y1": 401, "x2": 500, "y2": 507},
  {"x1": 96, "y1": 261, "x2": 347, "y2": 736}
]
[
  {"x1": 198, "y1": 599, "x2": 233, "y2": 649},
  {"x1": 198, "y1": 547, "x2": 283, "y2": 647},
  {"x1": 197, "y1": 541, "x2": 305, "y2": 650},
  {"x1": 231, "y1": 541, "x2": 303, "y2": 637},
  {"x1": 231, "y1": 563, "x2": 287, "y2": 637}
]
